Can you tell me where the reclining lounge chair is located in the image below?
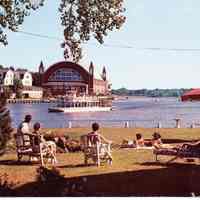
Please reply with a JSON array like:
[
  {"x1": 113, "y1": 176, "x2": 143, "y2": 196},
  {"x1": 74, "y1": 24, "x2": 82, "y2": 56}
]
[{"x1": 153, "y1": 146, "x2": 200, "y2": 163}]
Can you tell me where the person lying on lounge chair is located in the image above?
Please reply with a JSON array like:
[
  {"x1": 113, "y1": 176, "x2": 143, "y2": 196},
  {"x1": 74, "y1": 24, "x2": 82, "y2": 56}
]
[
  {"x1": 152, "y1": 132, "x2": 172, "y2": 149},
  {"x1": 135, "y1": 133, "x2": 145, "y2": 147},
  {"x1": 135, "y1": 133, "x2": 152, "y2": 147}
]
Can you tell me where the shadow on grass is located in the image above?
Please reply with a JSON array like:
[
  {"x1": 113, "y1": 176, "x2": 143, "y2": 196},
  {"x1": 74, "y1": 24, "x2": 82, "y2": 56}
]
[
  {"x1": 0, "y1": 159, "x2": 38, "y2": 166},
  {"x1": 162, "y1": 138, "x2": 198, "y2": 144},
  {"x1": 140, "y1": 161, "x2": 199, "y2": 167},
  {"x1": 58, "y1": 163, "x2": 94, "y2": 169},
  {"x1": 12, "y1": 162, "x2": 200, "y2": 197}
]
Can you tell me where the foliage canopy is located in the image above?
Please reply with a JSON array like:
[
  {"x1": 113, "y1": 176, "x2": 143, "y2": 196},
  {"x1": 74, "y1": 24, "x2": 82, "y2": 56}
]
[
  {"x1": 0, "y1": 0, "x2": 125, "y2": 62},
  {"x1": 0, "y1": 0, "x2": 45, "y2": 45}
]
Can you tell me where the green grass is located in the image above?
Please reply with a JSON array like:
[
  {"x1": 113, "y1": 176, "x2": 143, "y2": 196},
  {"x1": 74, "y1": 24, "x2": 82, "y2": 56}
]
[
  {"x1": 42, "y1": 127, "x2": 200, "y2": 143},
  {"x1": 2, "y1": 128, "x2": 200, "y2": 196}
]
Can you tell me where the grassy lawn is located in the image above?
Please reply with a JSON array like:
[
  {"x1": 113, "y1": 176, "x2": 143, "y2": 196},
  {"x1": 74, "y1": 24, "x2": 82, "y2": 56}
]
[
  {"x1": 1, "y1": 128, "x2": 200, "y2": 196},
  {"x1": 42, "y1": 127, "x2": 200, "y2": 142}
]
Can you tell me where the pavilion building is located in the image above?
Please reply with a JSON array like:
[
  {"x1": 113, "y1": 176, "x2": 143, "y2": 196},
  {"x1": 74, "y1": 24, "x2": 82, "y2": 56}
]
[{"x1": 42, "y1": 61, "x2": 110, "y2": 96}]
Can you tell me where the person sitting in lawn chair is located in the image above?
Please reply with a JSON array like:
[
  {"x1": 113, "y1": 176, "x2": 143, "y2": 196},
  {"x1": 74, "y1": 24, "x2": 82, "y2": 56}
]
[
  {"x1": 31, "y1": 122, "x2": 57, "y2": 164},
  {"x1": 81, "y1": 122, "x2": 113, "y2": 166},
  {"x1": 16, "y1": 114, "x2": 32, "y2": 147}
]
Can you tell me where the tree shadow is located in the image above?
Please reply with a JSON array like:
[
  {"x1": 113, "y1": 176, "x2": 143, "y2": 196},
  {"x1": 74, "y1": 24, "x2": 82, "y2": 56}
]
[
  {"x1": 0, "y1": 159, "x2": 38, "y2": 166},
  {"x1": 162, "y1": 138, "x2": 197, "y2": 144},
  {"x1": 140, "y1": 161, "x2": 200, "y2": 167},
  {"x1": 12, "y1": 162, "x2": 200, "y2": 197},
  {"x1": 58, "y1": 163, "x2": 94, "y2": 169}
]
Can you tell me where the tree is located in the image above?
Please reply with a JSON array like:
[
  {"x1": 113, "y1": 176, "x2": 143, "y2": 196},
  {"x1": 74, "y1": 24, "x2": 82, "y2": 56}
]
[
  {"x1": 0, "y1": 92, "x2": 12, "y2": 155},
  {"x1": 3, "y1": 86, "x2": 12, "y2": 98},
  {"x1": 0, "y1": 0, "x2": 126, "y2": 62},
  {"x1": 60, "y1": 0, "x2": 125, "y2": 62},
  {"x1": 13, "y1": 78, "x2": 23, "y2": 98},
  {"x1": 0, "y1": 0, "x2": 45, "y2": 45}
]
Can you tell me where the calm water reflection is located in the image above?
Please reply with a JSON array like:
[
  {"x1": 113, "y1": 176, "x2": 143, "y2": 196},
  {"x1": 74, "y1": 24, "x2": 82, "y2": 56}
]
[{"x1": 8, "y1": 97, "x2": 200, "y2": 128}]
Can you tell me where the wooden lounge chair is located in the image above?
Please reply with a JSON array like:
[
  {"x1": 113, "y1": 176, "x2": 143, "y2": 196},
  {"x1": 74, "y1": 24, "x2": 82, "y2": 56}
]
[
  {"x1": 153, "y1": 147, "x2": 200, "y2": 163},
  {"x1": 15, "y1": 133, "x2": 57, "y2": 166},
  {"x1": 80, "y1": 134, "x2": 112, "y2": 166}
]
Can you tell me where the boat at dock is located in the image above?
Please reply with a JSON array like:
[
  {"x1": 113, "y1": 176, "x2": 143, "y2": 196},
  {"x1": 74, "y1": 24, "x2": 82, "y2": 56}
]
[{"x1": 48, "y1": 94, "x2": 112, "y2": 113}]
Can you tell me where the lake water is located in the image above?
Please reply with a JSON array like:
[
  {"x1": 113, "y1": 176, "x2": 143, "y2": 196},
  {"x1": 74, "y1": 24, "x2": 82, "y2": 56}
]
[{"x1": 8, "y1": 97, "x2": 200, "y2": 128}]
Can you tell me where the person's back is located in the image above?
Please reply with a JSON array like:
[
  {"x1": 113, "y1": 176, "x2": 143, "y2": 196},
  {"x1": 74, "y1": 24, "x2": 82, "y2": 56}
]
[
  {"x1": 16, "y1": 115, "x2": 32, "y2": 147},
  {"x1": 31, "y1": 122, "x2": 42, "y2": 153},
  {"x1": 87, "y1": 131, "x2": 100, "y2": 146},
  {"x1": 85, "y1": 122, "x2": 112, "y2": 165},
  {"x1": 87, "y1": 122, "x2": 101, "y2": 146}
]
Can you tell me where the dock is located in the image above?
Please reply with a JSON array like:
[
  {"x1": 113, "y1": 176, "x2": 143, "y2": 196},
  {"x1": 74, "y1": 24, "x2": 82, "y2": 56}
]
[{"x1": 6, "y1": 99, "x2": 56, "y2": 104}]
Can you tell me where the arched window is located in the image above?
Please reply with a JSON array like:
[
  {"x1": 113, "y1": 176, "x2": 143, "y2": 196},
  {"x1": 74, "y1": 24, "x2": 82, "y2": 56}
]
[{"x1": 48, "y1": 68, "x2": 83, "y2": 82}]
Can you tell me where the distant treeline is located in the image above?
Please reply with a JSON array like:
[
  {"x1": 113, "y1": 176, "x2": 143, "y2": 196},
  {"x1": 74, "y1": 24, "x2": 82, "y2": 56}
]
[{"x1": 111, "y1": 88, "x2": 191, "y2": 97}]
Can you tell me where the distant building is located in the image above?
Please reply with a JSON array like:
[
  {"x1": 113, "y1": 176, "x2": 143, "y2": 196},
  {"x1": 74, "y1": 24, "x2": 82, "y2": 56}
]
[
  {"x1": 22, "y1": 86, "x2": 43, "y2": 99},
  {"x1": 4, "y1": 69, "x2": 14, "y2": 86},
  {"x1": 32, "y1": 61, "x2": 45, "y2": 87},
  {"x1": 22, "y1": 71, "x2": 33, "y2": 87},
  {"x1": 42, "y1": 61, "x2": 110, "y2": 96},
  {"x1": 0, "y1": 60, "x2": 111, "y2": 97},
  {"x1": 0, "y1": 67, "x2": 43, "y2": 98}
]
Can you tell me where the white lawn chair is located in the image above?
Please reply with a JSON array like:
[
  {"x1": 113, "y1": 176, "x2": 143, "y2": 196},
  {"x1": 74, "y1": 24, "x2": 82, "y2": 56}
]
[
  {"x1": 80, "y1": 134, "x2": 112, "y2": 166},
  {"x1": 15, "y1": 133, "x2": 57, "y2": 166}
]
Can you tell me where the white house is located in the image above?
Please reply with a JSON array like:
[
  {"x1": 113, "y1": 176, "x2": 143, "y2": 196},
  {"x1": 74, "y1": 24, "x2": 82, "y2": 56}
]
[
  {"x1": 4, "y1": 69, "x2": 14, "y2": 86},
  {"x1": 22, "y1": 86, "x2": 43, "y2": 98},
  {"x1": 22, "y1": 72, "x2": 32, "y2": 87}
]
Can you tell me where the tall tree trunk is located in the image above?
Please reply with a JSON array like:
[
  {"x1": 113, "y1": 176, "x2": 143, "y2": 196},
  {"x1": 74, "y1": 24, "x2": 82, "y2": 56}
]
[{"x1": 0, "y1": 93, "x2": 13, "y2": 155}]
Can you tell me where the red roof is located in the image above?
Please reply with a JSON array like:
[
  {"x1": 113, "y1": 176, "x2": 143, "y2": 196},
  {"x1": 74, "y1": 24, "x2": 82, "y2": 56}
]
[{"x1": 182, "y1": 88, "x2": 200, "y2": 96}]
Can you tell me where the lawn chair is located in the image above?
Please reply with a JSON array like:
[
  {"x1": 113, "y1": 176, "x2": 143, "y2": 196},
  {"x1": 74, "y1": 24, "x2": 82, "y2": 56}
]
[
  {"x1": 153, "y1": 146, "x2": 200, "y2": 163},
  {"x1": 80, "y1": 134, "x2": 112, "y2": 166},
  {"x1": 15, "y1": 133, "x2": 57, "y2": 166}
]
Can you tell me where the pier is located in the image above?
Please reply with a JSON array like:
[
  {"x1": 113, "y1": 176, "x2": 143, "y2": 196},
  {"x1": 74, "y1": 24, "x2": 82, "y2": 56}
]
[{"x1": 7, "y1": 99, "x2": 56, "y2": 104}]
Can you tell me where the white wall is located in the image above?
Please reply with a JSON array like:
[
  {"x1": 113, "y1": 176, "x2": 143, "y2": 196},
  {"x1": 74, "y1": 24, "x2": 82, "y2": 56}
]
[
  {"x1": 22, "y1": 72, "x2": 32, "y2": 86},
  {"x1": 4, "y1": 70, "x2": 14, "y2": 86},
  {"x1": 22, "y1": 90, "x2": 43, "y2": 99}
]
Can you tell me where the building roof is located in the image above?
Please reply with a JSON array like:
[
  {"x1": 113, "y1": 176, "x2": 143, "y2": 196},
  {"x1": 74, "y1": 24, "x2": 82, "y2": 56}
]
[{"x1": 182, "y1": 88, "x2": 200, "y2": 97}]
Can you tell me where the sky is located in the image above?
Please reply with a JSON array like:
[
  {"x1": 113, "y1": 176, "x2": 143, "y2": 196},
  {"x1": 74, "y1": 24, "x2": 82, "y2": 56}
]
[{"x1": 1, "y1": 0, "x2": 200, "y2": 89}]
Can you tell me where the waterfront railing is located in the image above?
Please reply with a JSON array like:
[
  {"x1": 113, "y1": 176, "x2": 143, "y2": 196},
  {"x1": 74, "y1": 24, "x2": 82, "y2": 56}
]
[{"x1": 62, "y1": 119, "x2": 198, "y2": 129}]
